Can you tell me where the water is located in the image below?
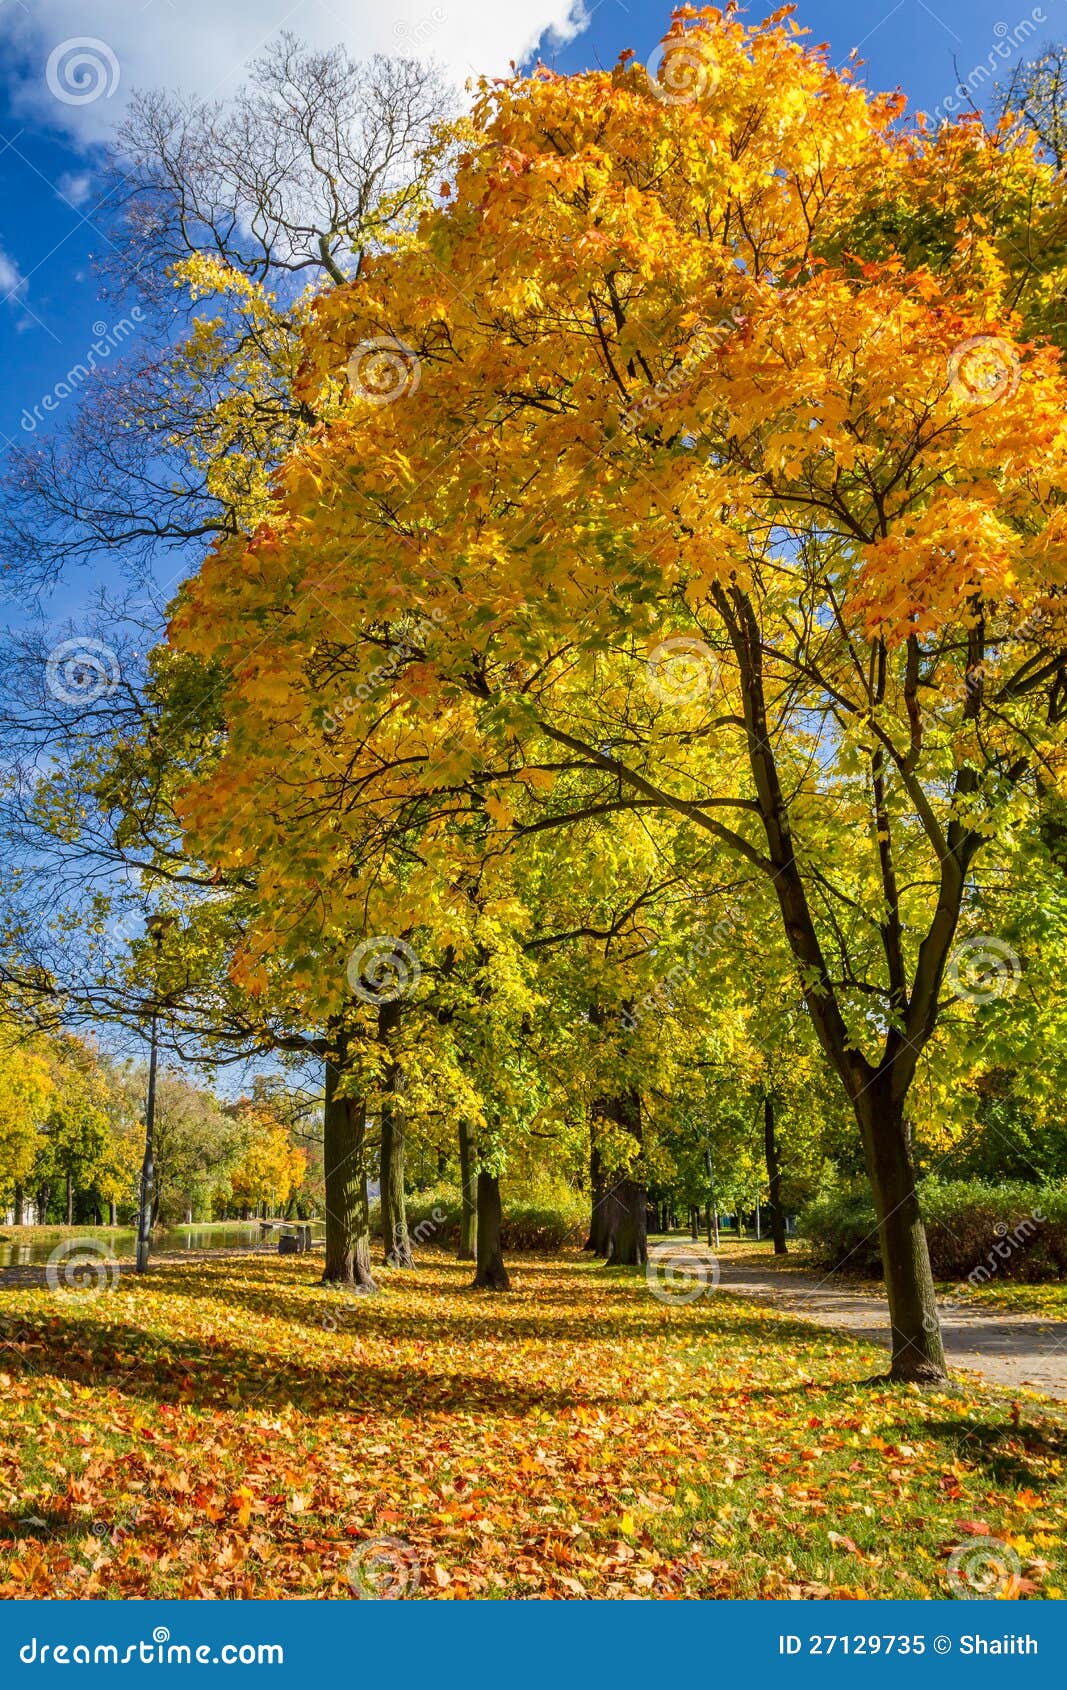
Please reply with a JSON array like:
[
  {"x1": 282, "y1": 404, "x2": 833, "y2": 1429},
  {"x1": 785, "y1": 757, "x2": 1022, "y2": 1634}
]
[{"x1": 0, "y1": 1222, "x2": 273, "y2": 1268}]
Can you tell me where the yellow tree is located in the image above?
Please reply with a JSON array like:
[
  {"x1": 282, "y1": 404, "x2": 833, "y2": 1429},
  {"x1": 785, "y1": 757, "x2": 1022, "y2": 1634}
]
[
  {"x1": 171, "y1": 9, "x2": 1067, "y2": 1377},
  {"x1": 0, "y1": 1032, "x2": 53, "y2": 1221},
  {"x1": 227, "y1": 1102, "x2": 307, "y2": 1218}
]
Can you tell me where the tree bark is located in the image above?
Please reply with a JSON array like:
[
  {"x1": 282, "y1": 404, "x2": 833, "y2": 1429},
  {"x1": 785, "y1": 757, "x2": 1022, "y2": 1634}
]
[
  {"x1": 472, "y1": 1172, "x2": 510, "y2": 1290},
  {"x1": 457, "y1": 1119, "x2": 477, "y2": 1261},
  {"x1": 65, "y1": 1173, "x2": 73, "y2": 1226},
  {"x1": 604, "y1": 1177, "x2": 648, "y2": 1266},
  {"x1": 377, "y1": 1001, "x2": 413, "y2": 1268},
  {"x1": 857, "y1": 1085, "x2": 945, "y2": 1382},
  {"x1": 109, "y1": 1200, "x2": 117, "y2": 1226},
  {"x1": 599, "y1": 1089, "x2": 647, "y2": 1265},
  {"x1": 584, "y1": 1130, "x2": 609, "y2": 1254},
  {"x1": 763, "y1": 1094, "x2": 788, "y2": 1255},
  {"x1": 378, "y1": 1105, "x2": 413, "y2": 1267},
  {"x1": 13, "y1": 1183, "x2": 23, "y2": 1226},
  {"x1": 321, "y1": 1027, "x2": 377, "y2": 1291}
]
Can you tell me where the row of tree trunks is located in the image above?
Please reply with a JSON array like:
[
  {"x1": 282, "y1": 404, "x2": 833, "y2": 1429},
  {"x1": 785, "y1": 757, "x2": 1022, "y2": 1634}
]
[{"x1": 320, "y1": 1019, "x2": 508, "y2": 1291}]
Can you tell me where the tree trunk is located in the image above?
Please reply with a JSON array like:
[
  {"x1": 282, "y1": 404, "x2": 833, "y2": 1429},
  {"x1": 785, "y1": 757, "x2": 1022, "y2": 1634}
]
[
  {"x1": 584, "y1": 1131, "x2": 608, "y2": 1253},
  {"x1": 763, "y1": 1094, "x2": 788, "y2": 1255},
  {"x1": 65, "y1": 1173, "x2": 73, "y2": 1226},
  {"x1": 109, "y1": 1200, "x2": 117, "y2": 1226},
  {"x1": 857, "y1": 1086, "x2": 945, "y2": 1382},
  {"x1": 714, "y1": 579, "x2": 949, "y2": 1382},
  {"x1": 321, "y1": 1028, "x2": 377, "y2": 1291},
  {"x1": 378, "y1": 1105, "x2": 413, "y2": 1267},
  {"x1": 457, "y1": 1119, "x2": 477, "y2": 1261},
  {"x1": 377, "y1": 1002, "x2": 413, "y2": 1268},
  {"x1": 599, "y1": 1089, "x2": 647, "y2": 1265},
  {"x1": 12, "y1": 1183, "x2": 23, "y2": 1226},
  {"x1": 38, "y1": 1184, "x2": 51, "y2": 1224},
  {"x1": 604, "y1": 1177, "x2": 648, "y2": 1266},
  {"x1": 472, "y1": 1172, "x2": 510, "y2": 1290},
  {"x1": 690, "y1": 1207, "x2": 699, "y2": 1241}
]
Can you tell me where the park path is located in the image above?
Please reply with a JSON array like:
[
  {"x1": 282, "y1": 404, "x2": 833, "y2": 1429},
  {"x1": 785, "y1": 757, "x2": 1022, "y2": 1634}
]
[{"x1": 657, "y1": 1240, "x2": 1067, "y2": 1400}]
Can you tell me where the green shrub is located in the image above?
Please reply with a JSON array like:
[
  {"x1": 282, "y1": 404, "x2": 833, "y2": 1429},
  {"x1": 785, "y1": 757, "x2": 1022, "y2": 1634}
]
[
  {"x1": 798, "y1": 1178, "x2": 1067, "y2": 1282},
  {"x1": 372, "y1": 1180, "x2": 587, "y2": 1253}
]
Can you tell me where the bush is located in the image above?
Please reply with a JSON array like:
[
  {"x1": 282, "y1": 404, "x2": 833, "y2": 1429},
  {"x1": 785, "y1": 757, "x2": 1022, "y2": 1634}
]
[
  {"x1": 798, "y1": 1178, "x2": 1067, "y2": 1282},
  {"x1": 371, "y1": 1180, "x2": 587, "y2": 1253}
]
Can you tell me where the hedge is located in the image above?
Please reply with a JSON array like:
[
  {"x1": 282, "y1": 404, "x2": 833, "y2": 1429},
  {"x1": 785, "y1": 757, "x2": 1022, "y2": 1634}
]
[
  {"x1": 798, "y1": 1179, "x2": 1067, "y2": 1283},
  {"x1": 371, "y1": 1181, "x2": 587, "y2": 1254}
]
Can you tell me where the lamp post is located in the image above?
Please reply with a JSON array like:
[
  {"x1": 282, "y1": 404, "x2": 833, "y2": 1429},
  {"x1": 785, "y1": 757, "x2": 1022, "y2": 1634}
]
[{"x1": 135, "y1": 915, "x2": 173, "y2": 1274}]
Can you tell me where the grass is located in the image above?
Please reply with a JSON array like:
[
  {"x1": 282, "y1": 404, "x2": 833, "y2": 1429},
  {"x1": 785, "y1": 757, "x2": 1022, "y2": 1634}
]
[
  {"x1": 0, "y1": 1248, "x2": 1063, "y2": 1599},
  {"x1": 949, "y1": 1283, "x2": 1067, "y2": 1318},
  {"x1": 0, "y1": 1225, "x2": 129, "y2": 1246}
]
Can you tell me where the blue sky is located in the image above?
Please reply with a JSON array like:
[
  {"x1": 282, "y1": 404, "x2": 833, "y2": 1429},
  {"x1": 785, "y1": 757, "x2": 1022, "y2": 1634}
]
[{"x1": 0, "y1": 0, "x2": 1060, "y2": 612}]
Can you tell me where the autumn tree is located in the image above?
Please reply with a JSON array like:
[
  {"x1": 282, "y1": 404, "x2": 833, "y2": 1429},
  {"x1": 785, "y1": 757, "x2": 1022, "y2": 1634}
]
[
  {"x1": 170, "y1": 10, "x2": 1067, "y2": 1379},
  {"x1": 226, "y1": 1099, "x2": 307, "y2": 1219},
  {"x1": 0, "y1": 1023, "x2": 53, "y2": 1223}
]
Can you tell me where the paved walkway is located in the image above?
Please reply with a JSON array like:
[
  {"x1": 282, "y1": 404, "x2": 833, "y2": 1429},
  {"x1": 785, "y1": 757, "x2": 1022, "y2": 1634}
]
[{"x1": 656, "y1": 1242, "x2": 1067, "y2": 1399}]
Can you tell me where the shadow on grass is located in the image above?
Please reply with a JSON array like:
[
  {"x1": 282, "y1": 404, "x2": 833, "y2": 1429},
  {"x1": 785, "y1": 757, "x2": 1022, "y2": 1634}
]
[
  {"x1": 923, "y1": 1414, "x2": 1067, "y2": 1489},
  {"x1": 107, "y1": 1254, "x2": 865, "y2": 1356},
  {"x1": 0, "y1": 1251, "x2": 885, "y2": 1422}
]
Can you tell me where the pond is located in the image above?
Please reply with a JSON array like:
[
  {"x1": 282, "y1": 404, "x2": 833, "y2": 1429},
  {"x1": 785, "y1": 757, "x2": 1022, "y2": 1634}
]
[{"x1": 0, "y1": 1222, "x2": 275, "y2": 1268}]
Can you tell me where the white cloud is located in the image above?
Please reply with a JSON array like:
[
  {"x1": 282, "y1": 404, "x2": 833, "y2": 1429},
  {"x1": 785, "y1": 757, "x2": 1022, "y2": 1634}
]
[
  {"x1": 0, "y1": 0, "x2": 591, "y2": 142},
  {"x1": 56, "y1": 169, "x2": 94, "y2": 206},
  {"x1": 0, "y1": 246, "x2": 27, "y2": 303}
]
